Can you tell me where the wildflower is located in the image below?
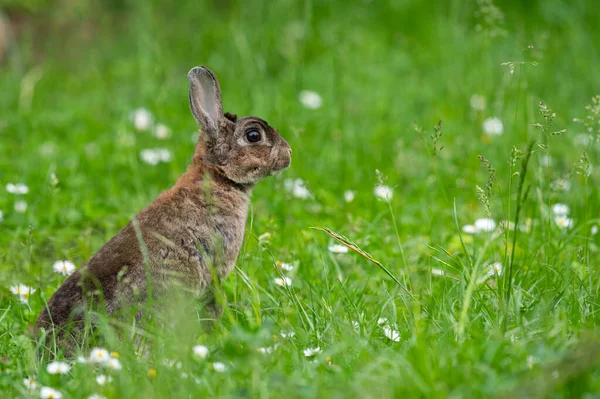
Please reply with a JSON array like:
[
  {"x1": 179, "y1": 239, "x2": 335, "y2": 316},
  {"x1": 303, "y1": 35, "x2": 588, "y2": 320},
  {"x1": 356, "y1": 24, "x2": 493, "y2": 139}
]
[
  {"x1": 527, "y1": 355, "x2": 535, "y2": 370},
  {"x1": 14, "y1": 200, "x2": 27, "y2": 213},
  {"x1": 461, "y1": 224, "x2": 477, "y2": 234},
  {"x1": 280, "y1": 331, "x2": 295, "y2": 339},
  {"x1": 132, "y1": 108, "x2": 153, "y2": 131},
  {"x1": 382, "y1": 326, "x2": 401, "y2": 342},
  {"x1": 77, "y1": 356, "x2": 88, "y2": 364},
  {"x1": 274, "y1": 277, "x2": 292, "y2": 287},
  {"x1": 431, "y1": 268, "x2": 445, "y2": 276},
  {"x1": 551, "y1": 203, "x2": 569, "y2": 216},
  {"x1": 550, "y1": 179, "x2": 571, "y2": 192},
  {"x1": 212, "y1": 362, "x2": 227, "y2": 372},
  {"x1": 299, "y1": 91, "x2": 323, "y2": 110},
  {"x1": 555, "y1": 215, "x2": 574, "y2": 230},
  {"x1": 377, "y1": 317, "x2": 388, "y2": 326},
  {"x1": 474, "y1": 218, "x2": 496, "y2": 233},
  {"x1": 328, "y1": 244, "x2": 348, "y2": 254},
  {"x1": 23, "y1": 377, "x2": 37, "y2": 392},
  {"x1": 52, "y1": 260, "x2": 76, "y2": 276},
  {"x1": 111, "y1": 352, "x2": 119, "y2": 358},
  {"x1": 50, "y1": 173, "x2": 59, "y2": 187},
  {"x1": 303, "y1": 347, "x2": 321, "y2": 357},
  {"x1": 352, "y1": 320, "x2": 360, "y2": 331},
  {"x1": 47, "y1": 361, "x2": 70, "y2": 375},
  {"x1": 154, "y1": 123, "x2": 171, "y2": 140},
  {"x1": 140, "y1": 148, "x2": 172, "y2": 165},
  {"x1": 6, "y1": 183, "x2": 29, "y2": 194},
  {"x1": 592, "y1": 225, "x2": 598, "y2": 235},
  {"x1": 374, "y1": 185, "x2": 393, "y2": 200},
  {"x1": 10, "y1": 284, "x2": 36, "y2": 303},
  {"x1": 470, "y1": 94, "x2": 486, "y2": 111},
  {"x1": 483, "y1": 117, "x2": 504, "y2": 136},
  {"x1": 344, "y1": 190, "x2": 355, "y2": 203},
  {"x1": 275, "y1": 261, "x2": 294, "y2": 272},
  {"x1": 106, "y1": 358, "x2": 122, "y2": 370},
  {"x1": 40, "y1": 387, "x2": 63, "y2": 399},
  {"x1": 488, "y1": 262, "x2": 503, "y2": 277},
  {"x1": 96, "y1": 374, "x2": 112, "y2": 385},
  {"x1": 284, "y1": 178, "x2": 311, "y2": 199},
  {"x1": 193, "y1": 345, "x2": 209, "y2": 358},
  {"x1": 257, "y1": 346, "x2": 275, "y2": 354},
  {"x1": 89, "y1": 348, "x2": 110, "y2": 364},
  {"x1": 147, "y1": 369, "x2": 157, "y2": 378}
]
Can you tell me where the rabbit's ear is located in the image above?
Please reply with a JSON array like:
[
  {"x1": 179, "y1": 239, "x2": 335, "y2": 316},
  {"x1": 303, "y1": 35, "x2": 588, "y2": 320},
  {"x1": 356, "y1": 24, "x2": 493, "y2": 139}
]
[{"x1": 188, "y1": 66, "x2": 224, "y2": 140}]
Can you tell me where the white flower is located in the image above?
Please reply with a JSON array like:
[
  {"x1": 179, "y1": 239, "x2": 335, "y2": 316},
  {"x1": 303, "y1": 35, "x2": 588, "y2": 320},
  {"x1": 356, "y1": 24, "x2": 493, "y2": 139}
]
[
  {"x1": 212, "y1": 362, "x2": 227, "y2": 372},
  {"x1": 154, "y1": 123, "x2": 171, "y2": 140},
  {"x1": 257, "y1": 346, "x2": 275, "y2": 354},
  {"x1": 284, "y1": 178, "x2": 311, "y2": 199},
  {"x1": 352, "y1": 320, "x2": 360, "y2": 331},
  {"x1": 6, "y1": 183, "x2": 29, "y2": 194},
  {"x1": 592, "y1": 225, "x2": 598, "y2": 235},
  {"x1": 277, "y1": 261, "x2": 295, "y2": 272},
  {"x1": 303, "y1": 347, "x2": 321, "y2": 357},
  {"x1": 52, "y1": 260, "x2": 76, "y2": 276},
  {"x1": 96, "y1": 374, "x2": 112, "y2": 385},
  {"x1": 462, "y1": 224, "x2": 477, "y2": 234},
  {"x1": 106, "y1": 358, "x2": 122, "y2": 370},
  {"x1": 193, "y1": 345, "x2": 209, "y2": 358},
  {"x1": 274, "y1": 277, "x2": 292, "y2": 287},
  {"x1": 40, "y1": 387, "x2": 63, "y2": 399},
  {"x1": 10, "y1": 284, "x2": 36, "y2": 303},
  {"x1": 47, "y1": 361, "x2": 70, "y2": 375},
  {"x1": 377, "y1": 317, "x2": 388, "y2": 326},
  {"x1": 89, "y1": 347, "x2": 110, "y2": 364},
  {"x1": 140, "y1": 148, "x2": 172, "y2": 165},
  {"x1": 280, "y1": 331, "x2": 295, "y2": 339},
  {"x1": 483, "y1": 117, "x2": 504, "y2": 136},
  {"x1": 344, "y1": 190, "x2": 355, "y2": 203},
  {"x1": 431, "y1": 268, "x2": 445, "y2": 276},
  {"x1": 470, "y1": 94, "x2": 486, "y2": 111},
  {"x1": 474, "y1": 218, "x2": 497, "y2": 233},
  {"x1": 132, "y1": 108, "x2": 153, "y2": 131},
  {"x1": 88, "y1": 395, "x2": 107, "y2": 399},
  {"x1": 14, "y1": 200, "x2": 27, "y2": 213},
  {"x1": 299, "y1": 91, "x2": 323, "y2": 110},
  {"x1": 77, "y1": 356, "x2": 88, "y2": 364},
  {"x1": 374, "y1": 185, "x2": 393, "y2": 200},
  {"x1": 550, "y1": 179, "x2": 571, "y2": 192},
  {"x1": 555, "y1": 215, "x2": 574, "y2": 230},
  {"x1": 23, "y1": 377, "x2": 37, "y2": 391},
  {"x1": 382, "y1": 326, "x2": 400, "y2": 342},
  {"x1": 328, "y1": 244, "x2": 348, "y2": 254},
  {"x1": 488, "y1": 262, "x2": 503, "y2": 277},
  {"x1": 551, "y1": 203, "x2": 569, "y2": 216}
]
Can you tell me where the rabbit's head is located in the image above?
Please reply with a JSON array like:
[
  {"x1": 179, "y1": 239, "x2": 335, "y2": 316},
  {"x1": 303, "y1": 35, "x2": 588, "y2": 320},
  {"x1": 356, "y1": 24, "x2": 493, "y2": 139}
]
[{"x1": 188, "y1": 66, "x2": 292, "y2": 185}]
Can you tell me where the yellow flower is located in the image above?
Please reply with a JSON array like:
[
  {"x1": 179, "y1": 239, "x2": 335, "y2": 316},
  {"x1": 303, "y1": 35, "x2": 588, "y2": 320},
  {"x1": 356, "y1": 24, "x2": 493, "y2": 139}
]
[
  {"x1": 147, "y1": 369, "x2": 157, "y2": 378},
  {"x1": 111, "y1": 352, "x2": 119, "y2": 358}
]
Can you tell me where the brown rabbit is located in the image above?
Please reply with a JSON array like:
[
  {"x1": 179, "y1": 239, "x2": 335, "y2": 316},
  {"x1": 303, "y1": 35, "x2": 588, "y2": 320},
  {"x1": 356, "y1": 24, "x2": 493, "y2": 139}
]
[{"x1": 36, "y1": 66, "x2": 292, "y2": 347}]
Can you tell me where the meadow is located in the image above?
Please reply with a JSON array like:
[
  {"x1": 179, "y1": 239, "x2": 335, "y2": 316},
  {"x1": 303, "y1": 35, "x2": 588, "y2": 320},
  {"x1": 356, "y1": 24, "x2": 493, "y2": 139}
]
[{"x1": 1, "y1": 0, "x2": 600, "y2": 397}]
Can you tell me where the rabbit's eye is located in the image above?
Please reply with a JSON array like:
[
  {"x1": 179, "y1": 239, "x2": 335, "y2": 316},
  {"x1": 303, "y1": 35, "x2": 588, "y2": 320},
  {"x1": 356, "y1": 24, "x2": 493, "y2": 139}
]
[{"x1": 246, "y1": 130, "x2": 262, "y2": 143}]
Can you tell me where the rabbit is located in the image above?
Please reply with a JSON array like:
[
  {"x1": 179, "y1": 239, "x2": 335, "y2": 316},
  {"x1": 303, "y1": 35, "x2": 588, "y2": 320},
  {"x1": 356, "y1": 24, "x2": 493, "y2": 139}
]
[{"x1": 35, "y1": 66, "x2": 292, "y2": 350}]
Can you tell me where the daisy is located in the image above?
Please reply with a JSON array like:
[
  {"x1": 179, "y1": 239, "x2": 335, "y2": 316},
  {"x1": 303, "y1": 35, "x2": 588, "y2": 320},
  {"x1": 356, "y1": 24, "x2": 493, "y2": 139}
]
[
  {"x1": 483, "y1": 117, "x2": 503, "y2": 136},
  {"x1": 154, "y1": 123, "x2": 171, "y2": 140},
  {"x1": 303, "y1": 347, "x2": 321, "y2": 357},
  {"x1": 132, "y1": 108, "x2": 153, "y2": 131},
  {"x1": 488, "y1": 262, "x2": 503, "y2": 277},
  {"x1": 274, "y1": 277, "x2": 292, "y2": 287},
  {"x1": 23, "y1": 377, "x2": 37, "y2": 392},
  {"x1": 344, "y1": 190, "x2": 355, "y2": 203},
  {"x1": 106, "y1": 358, "x2": 122, "y2": 370},
  {"x1": 555, "y1": 215, "x2": 574, "y2": 230},
  {"x1": 382, "y1": 326, "x2": 401, "y2": 342},
  {"x1": 40, "y1": 387, "x2": 62, "y2": 399},
  {"x1": 374, "y1": 185, "x2": 393, "y2": 200},
  {"x1": 96, "y1": 374, "x2": 112, "y2": 385},
  {"x1": 10, "y1": 284, "x2": 36, "y2": 303},
  {"x1": 474, "y1": 218, "x2": 496, "y2": 233},
  {"x1": 89, "y1": 347, "x2": 110, "y2": 364},
  {"x1": 328, "y1": 244, "x2": 348, "y2": 254},
  {"x1": 14, "y1": 200, "x2": 27, "y2": 213},
  {"x1": 212, "y1": 362, "x2": 227, "y2": 372},
  {"x1": 299, "y1": 91, "x2": 323, "y2": 110},
  {"x1": 47, "y1": 361, "x2": 70, "y2": 375},
  {"x1": 469, "y1": 94, "x2": 486, "y2": 111},
  {"x1": 551, "y1": 203, "x2": 569, "y2": 216},
  {"x1": 6, "y1": 183, "x2": 29, "y2": 194},
  {"x1": 193, "y1": 345, "x2": 209, "y2": 358},
  {"x1": 52, "y1": 260, "x2": 76, "y2": 276},
  {"x1": 377, "y1": 317, "x2": 388, "y2": 326}
]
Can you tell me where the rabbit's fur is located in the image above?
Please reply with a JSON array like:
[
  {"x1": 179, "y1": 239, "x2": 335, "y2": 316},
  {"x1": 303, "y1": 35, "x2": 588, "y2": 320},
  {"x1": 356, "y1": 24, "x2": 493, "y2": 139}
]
[{"x1": 35, "y1": 66, "x2": 292, "y2": 345}]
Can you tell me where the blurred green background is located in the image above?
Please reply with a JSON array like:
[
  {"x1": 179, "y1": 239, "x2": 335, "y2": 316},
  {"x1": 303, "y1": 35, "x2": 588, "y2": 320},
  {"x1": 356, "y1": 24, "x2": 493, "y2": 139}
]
[{"x1": 2, "y1": 0, "x2": 600, "y2": 397}]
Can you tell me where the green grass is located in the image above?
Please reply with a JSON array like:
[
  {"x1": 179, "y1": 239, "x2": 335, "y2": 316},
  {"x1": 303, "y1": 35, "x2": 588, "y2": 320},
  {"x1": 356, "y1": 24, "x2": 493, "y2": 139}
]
[{"x1": 2, "y1": 0, "x2": 600, "y2": 397}]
